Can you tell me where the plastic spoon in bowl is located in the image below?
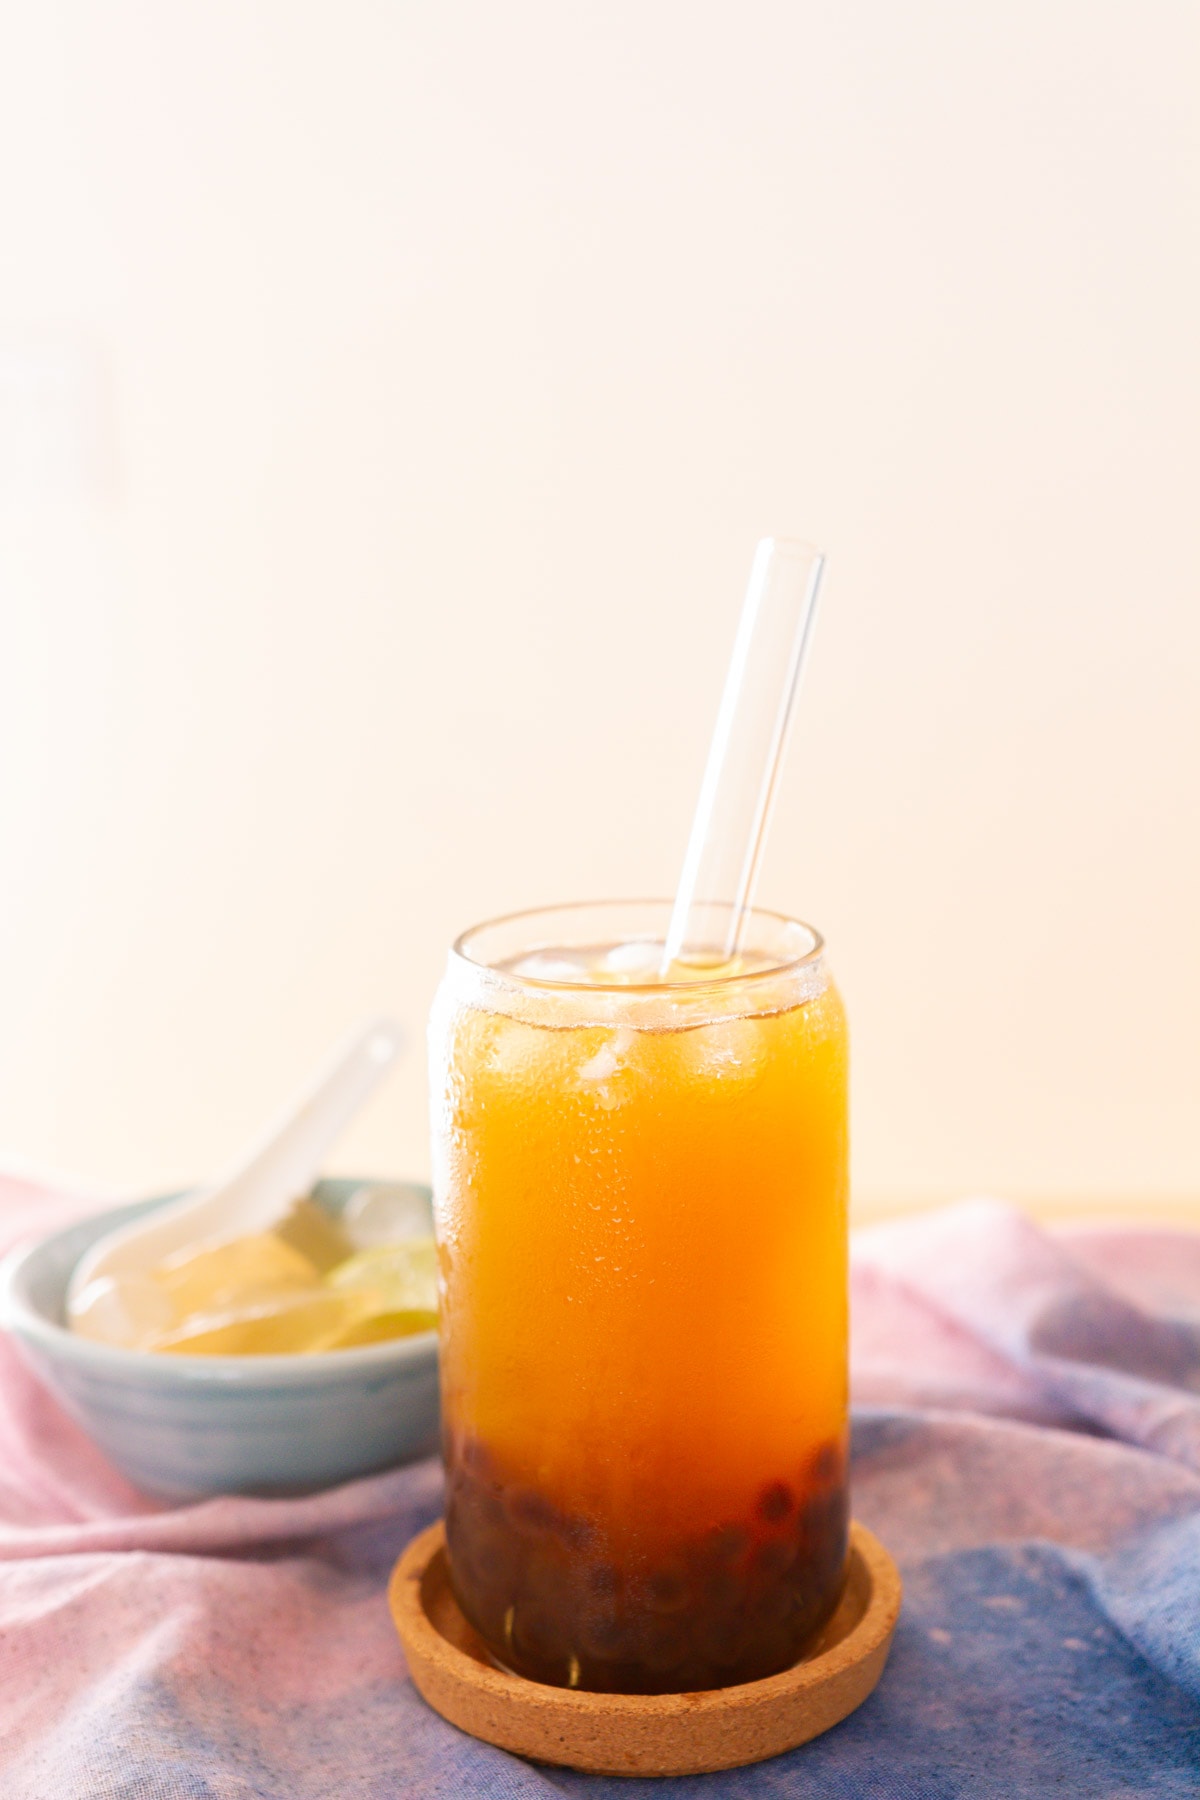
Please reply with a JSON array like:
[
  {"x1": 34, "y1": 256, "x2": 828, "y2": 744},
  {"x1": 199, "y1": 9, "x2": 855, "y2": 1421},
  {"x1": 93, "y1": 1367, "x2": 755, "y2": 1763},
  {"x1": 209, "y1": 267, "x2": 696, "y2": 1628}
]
[
  {"x1": 662, "y1": 537, "x2": 825, "y2": 971},
  {"x1": 65, "y1": 1017, "x2": 405, "y2": 1333}
]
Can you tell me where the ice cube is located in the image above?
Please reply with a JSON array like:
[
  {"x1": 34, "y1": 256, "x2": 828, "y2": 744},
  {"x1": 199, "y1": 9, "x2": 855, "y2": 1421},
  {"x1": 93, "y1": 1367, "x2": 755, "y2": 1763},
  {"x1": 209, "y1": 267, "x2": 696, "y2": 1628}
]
[
  {"x1": 478, "y1": 1012, "x2": 546, "y2": 1084},
  {"x1": 601, "y1": 941, "x2": 662, "y2": 981},
  {"x1": 575, "y1": 1027, "x2": 639, "y2": 1106},
  {"x1": 577, "y1": 1042, "x2": 616, "y2": 1083},
  {"x1": 514, "y1": 953, "x2": 586, "y2": 983},
  {"x1": 341, "y1": 1184, "x2": 433, "y2": 1250},
  {"x1": 677, "y1": 1016, "x2": 766, "y2": 1085}
]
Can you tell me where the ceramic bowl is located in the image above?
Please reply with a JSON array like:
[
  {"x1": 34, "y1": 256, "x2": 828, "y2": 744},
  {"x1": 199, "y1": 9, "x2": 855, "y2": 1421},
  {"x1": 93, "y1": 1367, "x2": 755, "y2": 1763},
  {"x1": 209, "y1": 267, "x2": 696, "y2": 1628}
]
[{"x1": 0, "y1": 1178, "x2": 440, "y2": 1500}]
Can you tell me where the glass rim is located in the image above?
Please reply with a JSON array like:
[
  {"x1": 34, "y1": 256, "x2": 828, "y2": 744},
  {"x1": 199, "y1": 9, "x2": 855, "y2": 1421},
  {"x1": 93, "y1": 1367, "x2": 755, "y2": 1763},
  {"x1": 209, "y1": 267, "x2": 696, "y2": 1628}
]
[{"x1": 451, "y1": 899, "x2": 825, "y2": 996}]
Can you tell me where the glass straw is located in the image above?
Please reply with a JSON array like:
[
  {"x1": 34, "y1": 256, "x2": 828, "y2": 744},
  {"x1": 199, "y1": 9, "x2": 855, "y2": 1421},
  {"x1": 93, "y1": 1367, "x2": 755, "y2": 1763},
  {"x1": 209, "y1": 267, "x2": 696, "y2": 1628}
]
[{"x1": 662, "y1": 537, "x2": 825, "y2": 970}]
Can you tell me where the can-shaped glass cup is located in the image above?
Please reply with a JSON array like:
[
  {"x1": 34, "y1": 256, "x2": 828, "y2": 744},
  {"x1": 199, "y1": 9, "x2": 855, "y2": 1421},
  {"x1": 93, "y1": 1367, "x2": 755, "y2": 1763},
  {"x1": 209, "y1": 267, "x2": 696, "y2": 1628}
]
[{"x1": 429, "y1": 901, "x2": 849, "y2": 1694}]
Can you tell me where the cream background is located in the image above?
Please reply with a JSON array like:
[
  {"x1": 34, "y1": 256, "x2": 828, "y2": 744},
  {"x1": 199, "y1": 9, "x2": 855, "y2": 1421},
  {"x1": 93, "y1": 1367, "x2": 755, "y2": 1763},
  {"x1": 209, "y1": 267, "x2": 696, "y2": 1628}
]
[{"x1": 1, "y1": 2, "x2": 1197, "y2": 1209}]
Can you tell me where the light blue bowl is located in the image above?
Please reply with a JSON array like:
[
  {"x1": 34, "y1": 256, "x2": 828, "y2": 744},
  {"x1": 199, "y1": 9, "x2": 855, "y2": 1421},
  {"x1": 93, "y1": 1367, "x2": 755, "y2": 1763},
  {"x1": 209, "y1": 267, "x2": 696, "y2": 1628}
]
[{"x1": 0, "y1": 1178, "x2": 440, "y2": 1500}]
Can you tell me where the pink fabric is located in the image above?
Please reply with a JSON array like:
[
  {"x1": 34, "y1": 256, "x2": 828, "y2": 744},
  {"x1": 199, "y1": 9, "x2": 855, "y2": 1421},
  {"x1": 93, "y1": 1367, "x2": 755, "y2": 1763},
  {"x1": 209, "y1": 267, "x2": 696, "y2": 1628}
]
[{"x1": 0, "y1": 1177, "x2": 445, "y2": 1798}]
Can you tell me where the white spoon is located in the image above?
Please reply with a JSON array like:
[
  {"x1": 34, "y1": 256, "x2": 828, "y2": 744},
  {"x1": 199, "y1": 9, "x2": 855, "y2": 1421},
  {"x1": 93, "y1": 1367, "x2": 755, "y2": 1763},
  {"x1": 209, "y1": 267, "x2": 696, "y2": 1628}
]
[{"x1": 65, "y1": 1017, "x2": 405, "y2": 1328}]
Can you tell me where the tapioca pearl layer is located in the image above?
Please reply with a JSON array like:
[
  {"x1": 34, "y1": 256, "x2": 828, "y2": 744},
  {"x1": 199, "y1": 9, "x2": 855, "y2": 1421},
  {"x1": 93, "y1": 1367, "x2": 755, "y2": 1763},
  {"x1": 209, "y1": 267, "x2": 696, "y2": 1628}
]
[{"x1": 443, "y1": 1434, "x2": 849, "y2": 1694}]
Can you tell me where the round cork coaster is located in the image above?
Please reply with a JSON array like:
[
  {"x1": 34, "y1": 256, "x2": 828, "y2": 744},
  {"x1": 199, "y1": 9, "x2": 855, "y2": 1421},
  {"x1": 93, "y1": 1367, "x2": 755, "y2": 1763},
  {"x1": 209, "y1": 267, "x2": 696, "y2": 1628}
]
[{"x1": 389, "y1": 1520, "x2": 901, "y2": 1777}]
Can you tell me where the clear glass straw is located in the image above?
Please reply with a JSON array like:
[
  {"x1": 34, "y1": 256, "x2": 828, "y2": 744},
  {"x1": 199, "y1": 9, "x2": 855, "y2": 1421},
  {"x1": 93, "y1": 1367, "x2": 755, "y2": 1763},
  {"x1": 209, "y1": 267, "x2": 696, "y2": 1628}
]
[{"x1": 661, "y1": 537, "x2": 825, "y2": 970}]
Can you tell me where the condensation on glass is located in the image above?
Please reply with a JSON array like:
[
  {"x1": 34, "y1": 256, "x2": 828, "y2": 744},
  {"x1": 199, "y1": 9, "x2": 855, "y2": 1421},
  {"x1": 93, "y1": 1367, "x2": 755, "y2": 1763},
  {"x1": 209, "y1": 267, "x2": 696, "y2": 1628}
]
[{"x1": 429, "y1": 900, "x2": 849, "y2": 1694}]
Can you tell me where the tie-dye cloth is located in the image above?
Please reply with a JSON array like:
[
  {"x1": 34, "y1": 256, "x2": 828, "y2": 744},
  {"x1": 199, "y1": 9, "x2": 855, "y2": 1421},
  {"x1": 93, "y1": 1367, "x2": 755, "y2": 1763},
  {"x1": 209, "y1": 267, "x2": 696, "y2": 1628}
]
[{"x1": 1, "y1": 1174, "x2": 1197, "y2": 1798}]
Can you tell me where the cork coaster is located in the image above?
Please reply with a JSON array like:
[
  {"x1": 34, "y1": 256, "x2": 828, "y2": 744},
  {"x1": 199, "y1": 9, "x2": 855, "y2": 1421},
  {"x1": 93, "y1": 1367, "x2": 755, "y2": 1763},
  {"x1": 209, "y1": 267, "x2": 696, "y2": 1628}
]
[{"x1": 389, "y1": 1520, "x2": 901, "y2": 1776}]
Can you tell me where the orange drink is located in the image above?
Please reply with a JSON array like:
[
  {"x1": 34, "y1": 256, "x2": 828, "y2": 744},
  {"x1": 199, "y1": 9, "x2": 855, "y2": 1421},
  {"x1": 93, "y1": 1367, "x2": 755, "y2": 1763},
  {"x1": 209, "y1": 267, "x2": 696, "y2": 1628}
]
[{"x1": 429, "y1": 901, "x2": 849, "y2": 1693}]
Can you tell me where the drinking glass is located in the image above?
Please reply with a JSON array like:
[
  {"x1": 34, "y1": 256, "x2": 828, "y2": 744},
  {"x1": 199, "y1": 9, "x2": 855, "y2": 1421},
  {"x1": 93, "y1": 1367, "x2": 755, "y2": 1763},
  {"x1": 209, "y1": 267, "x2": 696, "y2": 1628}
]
[{"x1": 429, "y1": 900, "x2": 848, "y2": 1694}]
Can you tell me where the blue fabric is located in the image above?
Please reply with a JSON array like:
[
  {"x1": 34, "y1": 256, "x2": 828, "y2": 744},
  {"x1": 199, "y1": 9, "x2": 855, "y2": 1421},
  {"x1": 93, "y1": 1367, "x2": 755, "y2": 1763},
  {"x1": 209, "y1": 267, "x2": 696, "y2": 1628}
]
[{"x1": 542, "y1": 1412, "x2": 1200, "y2": 1798}]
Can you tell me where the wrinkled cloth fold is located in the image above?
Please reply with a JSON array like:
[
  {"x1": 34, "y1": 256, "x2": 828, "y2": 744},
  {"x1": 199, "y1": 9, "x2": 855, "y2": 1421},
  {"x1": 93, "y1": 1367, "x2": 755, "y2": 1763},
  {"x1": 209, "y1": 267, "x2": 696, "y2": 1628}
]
[{"x1": 1, "y1": 1178, "x2": 1197, "y2": 1797}]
